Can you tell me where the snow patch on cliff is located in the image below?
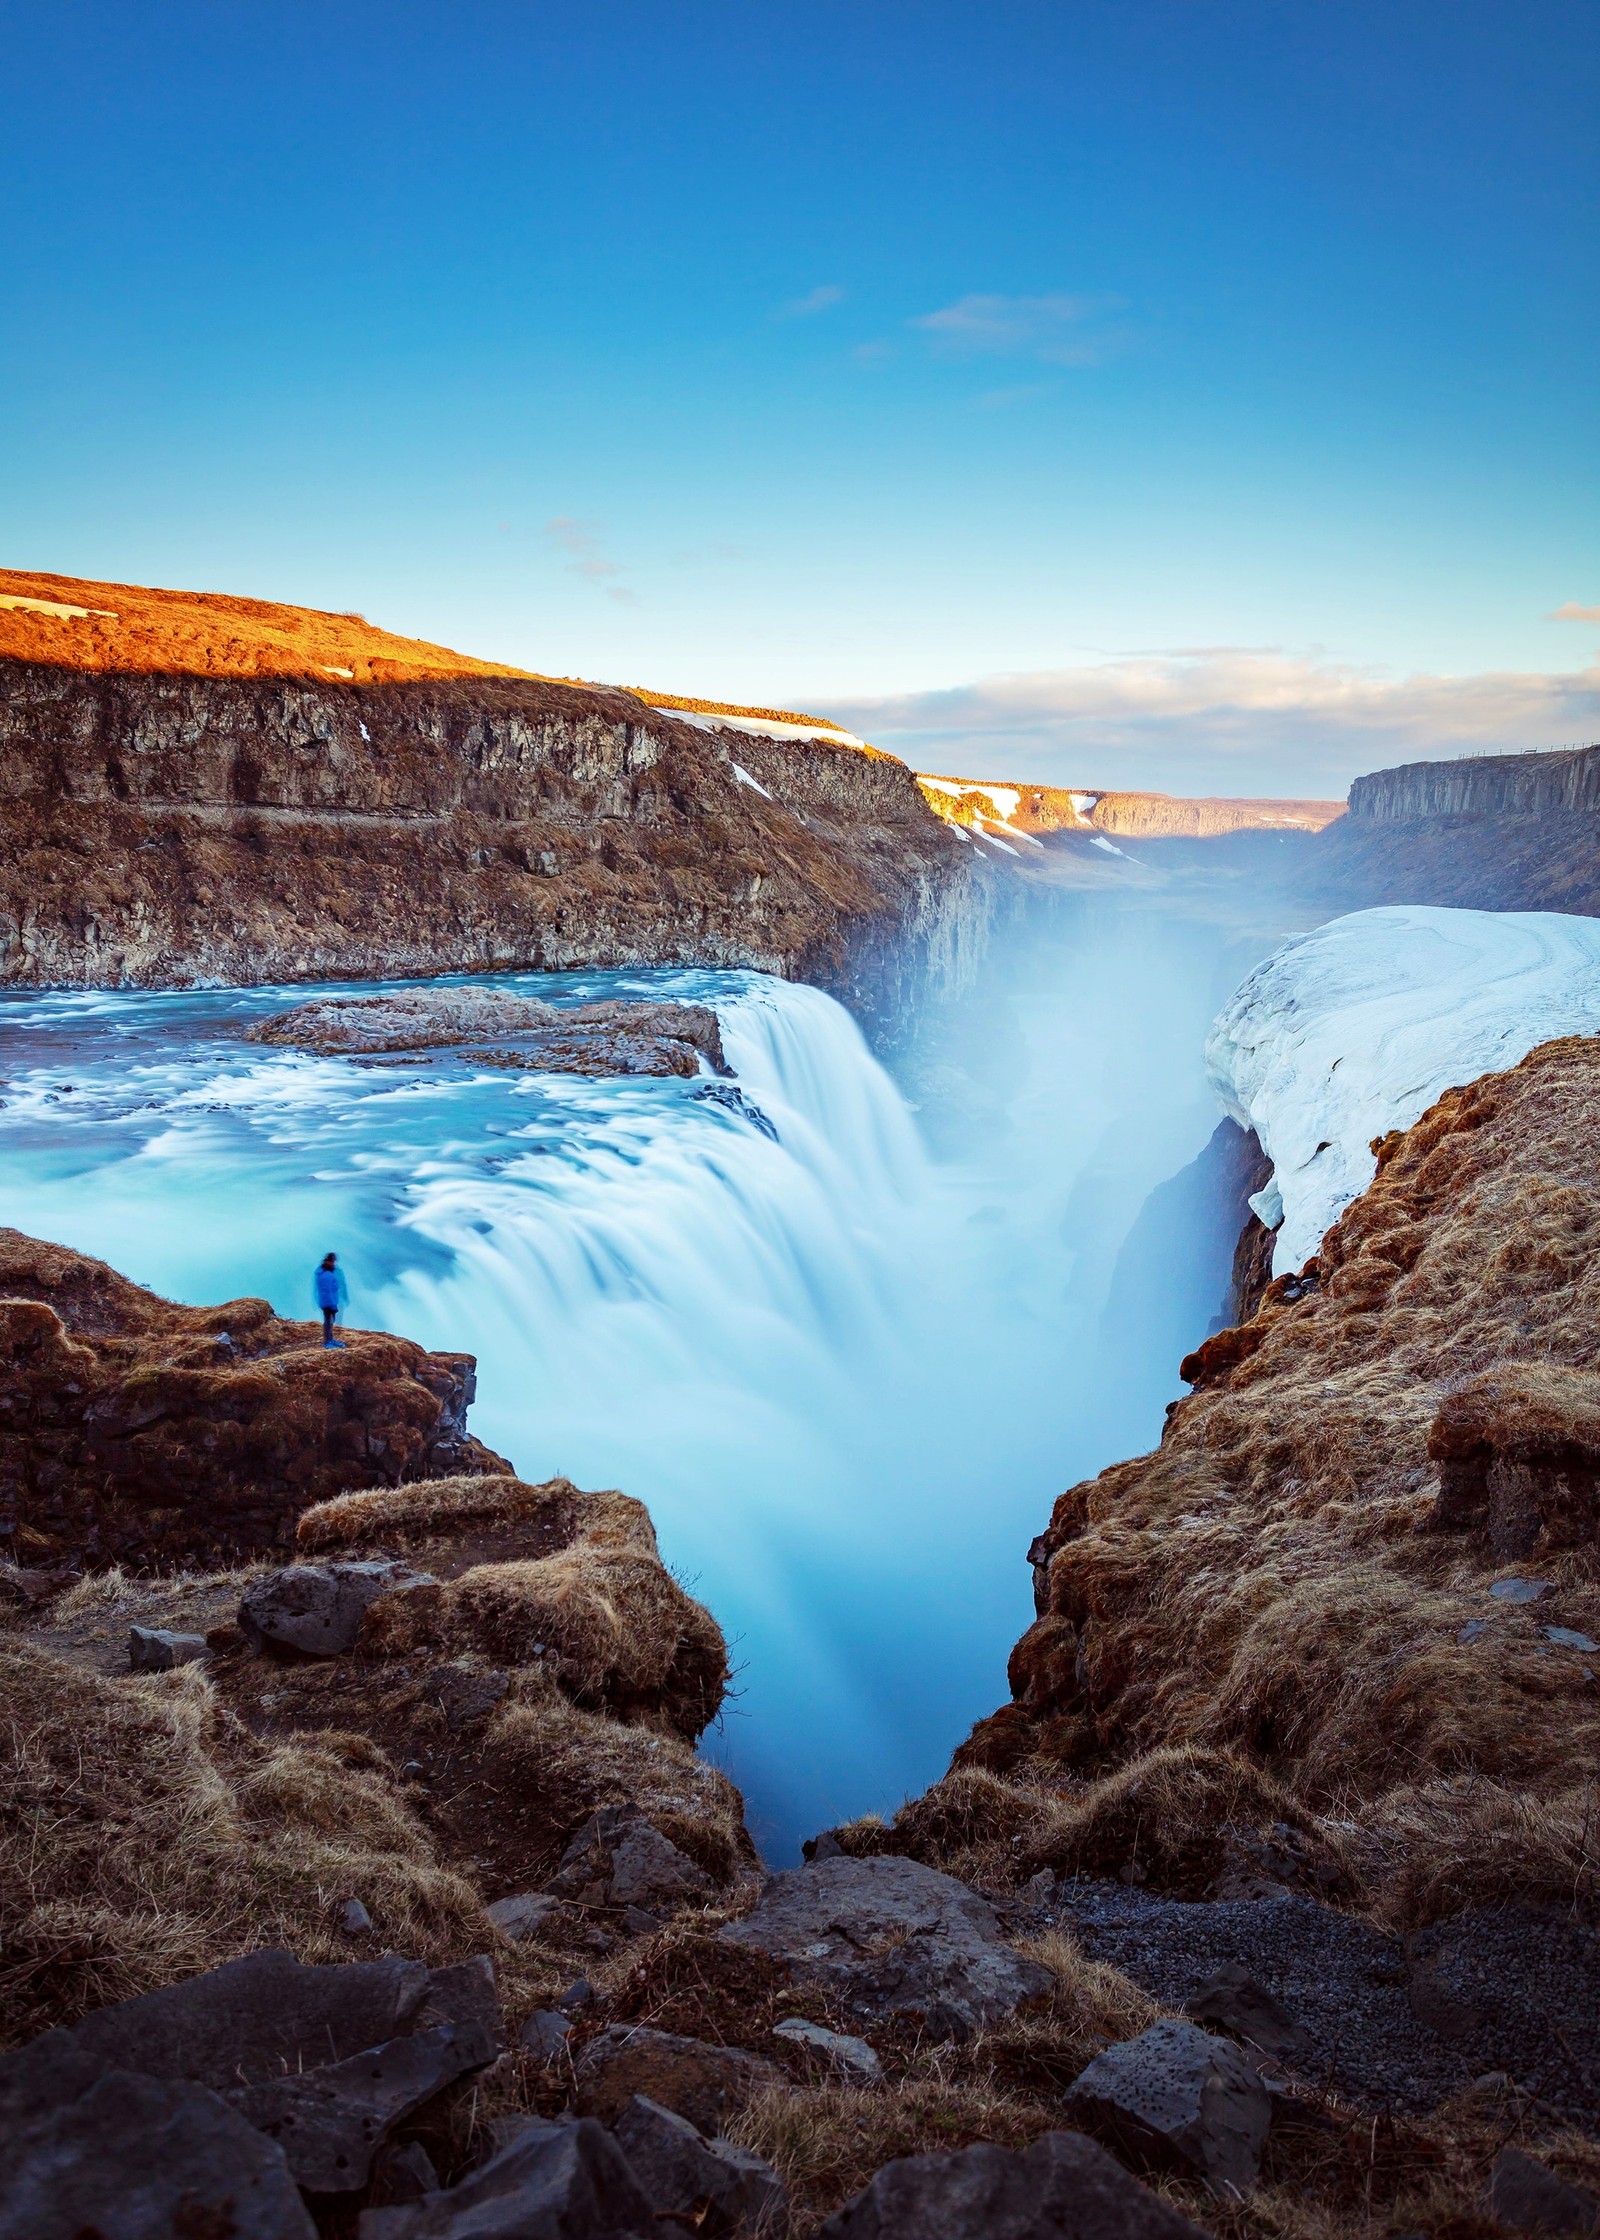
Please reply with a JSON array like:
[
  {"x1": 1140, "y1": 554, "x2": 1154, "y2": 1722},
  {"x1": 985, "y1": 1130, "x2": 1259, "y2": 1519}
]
[{"x1": 1206, "y1": 906, "x2": 1600, "y2": 1275}]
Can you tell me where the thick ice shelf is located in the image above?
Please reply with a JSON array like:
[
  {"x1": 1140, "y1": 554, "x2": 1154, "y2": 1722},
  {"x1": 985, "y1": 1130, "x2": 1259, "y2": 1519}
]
[{"x1": 1205, "y1": 905, "x2": 1600, "y2": 1275}]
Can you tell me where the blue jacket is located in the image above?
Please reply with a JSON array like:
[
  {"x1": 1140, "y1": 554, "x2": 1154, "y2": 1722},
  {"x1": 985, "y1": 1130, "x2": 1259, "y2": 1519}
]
[{"x1": 314, "y1": 1264, "x2": 348, "y2": 1311}]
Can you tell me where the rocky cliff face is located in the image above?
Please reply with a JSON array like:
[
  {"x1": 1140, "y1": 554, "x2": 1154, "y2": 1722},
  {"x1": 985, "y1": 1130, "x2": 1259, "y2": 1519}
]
[
  {"x1": 0, "y1": 1227, "x2": 509, "y2": 1571},
  {"x1": 1348, "y1": 744, "x2": 1600, "y2": 821},
  {"x1": 1301, "y1": 743, "x2": 1600, "y2": 917},
  {"x1": 0, "y1": 611, "x2": 988, "y2": 1044}
]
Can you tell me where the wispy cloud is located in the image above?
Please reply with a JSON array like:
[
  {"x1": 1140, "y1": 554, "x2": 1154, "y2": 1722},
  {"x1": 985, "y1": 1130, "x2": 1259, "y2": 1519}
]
[
  {"x1": 910, "y1": 291, "x2": 1119, "y2": 365},
  {"x1": 543, "y1": 516, "x2": 639, "y2": 606},
  {"x1": 1550, "y1": 601, "x2": 1600, "y2": 623},
  {"x1": 823, "y1": 652, "x2": 1600, "y2": 800},
  {"x1": 776, "y1": 284, "x2": 844, "y2": 319}
]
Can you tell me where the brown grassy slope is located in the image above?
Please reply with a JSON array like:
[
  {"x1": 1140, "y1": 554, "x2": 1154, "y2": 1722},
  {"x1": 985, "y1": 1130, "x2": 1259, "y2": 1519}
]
[
  {"x1": 0, "y1": 569, "x2": 855, "y2": 744},
  {"x1": 951, "y1": 1037, "x2": 1600, "y2": 1923}
]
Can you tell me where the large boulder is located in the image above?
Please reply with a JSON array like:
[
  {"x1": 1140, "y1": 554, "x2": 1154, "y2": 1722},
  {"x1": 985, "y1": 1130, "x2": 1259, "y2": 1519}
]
[
  {"x1": 544, "y1": 1802, "x2": 714, "y2": 1910},
  {"x1": 239, "y1": 1559, "x2": 435, "y2": 1656},
  {"x1": 0, "y1": 2068, "x2": 315, "y2": 2240},
  {"x1": 227, "y1": 2023, "x2": 488, "y2": 2193},
  {"x1": 357, "y1": 2116, "x2": 656, "y2": 2238},
  {"x1": 612, "y1": 2094, "x2": 788, "y2": 2234},
  {"x1": 1488, "y1": 2148, "x2": 1600, "y2": 2236},
  {"x1": 1062, "y1": 2019, "x2": 1272, "y2": 2200},
  {"x1": 817, "y1": 2129, "x2": 1209, "y2": 2239},
  {"x1": 720, "y1": 1856, "x2": 1052, "y2": 2040},
  {"x1": 573, "y1": 2026, "x2": 782, "y2": 2135},
  {"x1": 1, "y1": 1951, "x2": 440, "y2": 2094}
]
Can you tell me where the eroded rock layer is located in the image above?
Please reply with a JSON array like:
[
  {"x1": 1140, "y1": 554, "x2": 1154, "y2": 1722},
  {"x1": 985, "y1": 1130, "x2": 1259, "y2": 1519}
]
[{"x1": 0, "y1": 640, "x2": 985, "y2": 1043}]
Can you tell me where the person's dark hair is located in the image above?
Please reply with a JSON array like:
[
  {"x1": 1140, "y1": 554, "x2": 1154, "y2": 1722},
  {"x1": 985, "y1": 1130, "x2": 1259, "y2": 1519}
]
[{"x1": 320, "y1": 1252, "x2": 337, "y2": 1269}]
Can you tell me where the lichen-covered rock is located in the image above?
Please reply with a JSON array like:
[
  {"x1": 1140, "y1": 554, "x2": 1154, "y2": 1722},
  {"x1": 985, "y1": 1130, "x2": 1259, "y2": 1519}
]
[
  {"x1": 239, "y1": 1559, "x2": 435, "y2": 1657},
  {"x1": 721, "y1": 1856, "x2": 1052, "y2": 2039},
  {"x1": 573, "y1": 2026, "x2": 781, "y2": 2135},
  {"x1": 1062, "y1": 2018, "x2": 1272, "y2": 2199},
  {"x1": 543, "y1": 1803, "x2": 714, "y2": 1910}
]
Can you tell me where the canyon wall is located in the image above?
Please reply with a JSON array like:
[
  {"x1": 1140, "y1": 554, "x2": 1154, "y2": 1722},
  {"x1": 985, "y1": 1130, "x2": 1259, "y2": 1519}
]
[
  {"x1": 0, "y1": 654, "x2": 988, "y2": 1043},
  {"x1": 1306, "y1": 741, "x2": 1600, "y2": 917},
  {"x1": 1348, "y1": 743, "x2": 1600, "y2": 821}
]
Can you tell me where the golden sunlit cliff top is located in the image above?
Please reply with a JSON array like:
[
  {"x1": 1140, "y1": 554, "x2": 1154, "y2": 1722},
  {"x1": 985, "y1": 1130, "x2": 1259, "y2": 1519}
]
[{"x1": 0, "y1": 568, "x2": 853, "y2": 741}]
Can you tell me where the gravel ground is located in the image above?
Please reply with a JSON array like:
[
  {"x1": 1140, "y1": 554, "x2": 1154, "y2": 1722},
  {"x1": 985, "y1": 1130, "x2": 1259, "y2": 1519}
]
[{"x1": 1046, "y1": 1880, "x2": 1599, "y2": 2128}]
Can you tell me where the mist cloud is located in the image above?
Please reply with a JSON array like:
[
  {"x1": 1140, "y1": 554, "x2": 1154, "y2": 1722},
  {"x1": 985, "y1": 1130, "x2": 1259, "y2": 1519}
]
[{"x1": 823, "y1": 652, "x2": 1600, "y2": 799}]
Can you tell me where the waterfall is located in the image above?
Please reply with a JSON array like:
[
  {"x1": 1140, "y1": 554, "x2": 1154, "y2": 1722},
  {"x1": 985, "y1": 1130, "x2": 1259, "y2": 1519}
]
[{"x1": 0, "y1": 895, "x2": 1302, "y2": 1855}]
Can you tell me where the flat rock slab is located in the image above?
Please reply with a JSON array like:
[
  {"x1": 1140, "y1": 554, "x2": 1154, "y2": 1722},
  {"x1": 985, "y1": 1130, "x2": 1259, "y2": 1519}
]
[
  {"x1": 227, "y1": 2023, "x2": 488, "y2": 2193},
  {"x1": 613, "y1": 2093, "x2": 788, "y2": 2231},
  {"x1": 818, "y1": 2129, "x2": 1210, "y2": 2239},
  {"x1": 489, "y1": 1891, "x2": 564, "y2": 1942},
  {"x1": 240, "y1": 1559, "x2": 434, "y2": 1656},
  {"x1": 128, "y1": 1624, "x2": 210, "y2": 1671},
  {"x1": 773, "y1": 2016, "x2": 882, "y2": 2081},
  {"x1": 0, "y1": 1950, "x2": 496, "y2": 2109},
  {"x1": 721, "y1": 1855, "x2": 1052, "y2": 2038},
  {"x1": 573, "y1": 2026, "x2": 781, "y2": 2135},
  {"x1": 1053, "y1": 1881, "x2": 1600, "y2": 2124},
  {"x1": 545, "y1": 1803, "x2": 714, "y2": 1911},
  {"x1": 1063, "y1": 2019, "x2": 1272, "y2": 2200},
  {"x1": 357, "y1": 2115, "x2": 655, "y2": 2239},
  {"x1": 0, "y1": 2068, "x2": 315, "y2": 2240}
]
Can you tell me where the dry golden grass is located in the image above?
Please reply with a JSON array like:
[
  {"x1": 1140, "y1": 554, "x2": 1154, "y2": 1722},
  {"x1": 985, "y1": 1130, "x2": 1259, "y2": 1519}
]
[
  {"x1": 0, "y1": 1640, "x2": 486, "y2": 2046},
  {"x1": 975, "y1": 1037, "x2": 1600, "y2": 1921},
  {"x1": 297, "y1": 1472, "x2": 654, "y2": 1559}
]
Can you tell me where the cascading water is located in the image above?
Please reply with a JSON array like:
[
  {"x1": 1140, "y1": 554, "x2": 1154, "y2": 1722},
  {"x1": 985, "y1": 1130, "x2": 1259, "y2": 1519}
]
[{"x1": 0, "y1": 889, "x2": 1306, "y2": 1855}]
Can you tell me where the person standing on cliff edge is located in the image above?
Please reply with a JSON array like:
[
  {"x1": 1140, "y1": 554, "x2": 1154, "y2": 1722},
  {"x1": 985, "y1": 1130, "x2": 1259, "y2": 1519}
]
[{"x1": 314, "y1": 1252, "x2": 349, "y2": 1348}]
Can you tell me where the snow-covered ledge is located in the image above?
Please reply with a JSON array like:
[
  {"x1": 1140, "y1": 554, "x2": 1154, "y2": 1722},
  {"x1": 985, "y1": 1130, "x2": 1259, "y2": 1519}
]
[{"x1": 1205, "y1": 906, "x2": 1600, "y2": 1277}]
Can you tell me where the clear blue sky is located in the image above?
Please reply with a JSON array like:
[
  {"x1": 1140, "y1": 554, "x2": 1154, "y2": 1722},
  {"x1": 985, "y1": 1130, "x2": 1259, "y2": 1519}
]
[{"x1": 4, "y1": 1, "x2": 1596, "y2": 791}]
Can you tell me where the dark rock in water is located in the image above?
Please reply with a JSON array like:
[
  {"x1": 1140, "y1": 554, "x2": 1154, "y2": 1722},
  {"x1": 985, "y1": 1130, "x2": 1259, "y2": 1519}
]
[
  {"x1": 1062, "y1": 2018, "x2": 1272, "y2": 2199},
  {"x1": 1184, "y1": 1961, "x2": 1313, "y2": 2059},
  {"x1": 518, "y1": 2010, "x2": 573, "y2": 2063},
  {"x1": 1488, "y1": 2148, "x2": 1600, "y2": 2235},
  {"x1": 356, "y1": 2115, "x2": 655, "y2": 2239},
  {"x1": 240, "y1": 1559, "x2": 435, "y2": 1656},
  {"x1": 0, "y1": 2067, "x2": 315, "y2": 2240},
  {"x1": 693, "y1": 1081, "x2": 779, "y2": 1139},
  {"x1": 127, "y1": 1624, "x2": 210, "y2": 1671},
  {"x1": 544, "y1": 1801, "x2": 714, "y2": 1911},
  {"x1": 227, "y1": 2023, "x2": 489, "y2": 2193},
  {"x1": 250, "y1": 990, "x2": 735, "y2": 1081},
  {"x1": 817, "y1": 2129, "x2": 1209, "y2": 2239},
  {"x1": 612, "y1": 2093, "x2": 789, "y2": 2232},
  {"x1": 573, "y1": 2025, "x2": 781, "y2": 2135},
  {"x1": 721, "y1": 1855, "x2": 1052, "y2": 2040}
]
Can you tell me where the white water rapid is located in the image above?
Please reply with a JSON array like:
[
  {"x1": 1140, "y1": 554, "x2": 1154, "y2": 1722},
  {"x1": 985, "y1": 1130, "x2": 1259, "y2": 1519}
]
[{"x1": 0, "y1": 890, "x2": 1305, "y2": 1856}]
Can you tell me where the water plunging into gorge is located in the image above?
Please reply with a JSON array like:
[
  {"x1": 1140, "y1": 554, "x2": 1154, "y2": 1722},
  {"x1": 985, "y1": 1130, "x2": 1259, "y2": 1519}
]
[{"x1": 0, "y1": 881, "x2": 1313, "y2": 1856}]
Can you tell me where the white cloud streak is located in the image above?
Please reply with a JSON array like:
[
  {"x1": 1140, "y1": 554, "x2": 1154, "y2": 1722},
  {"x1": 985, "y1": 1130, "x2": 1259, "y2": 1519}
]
[
  {"x1": 822, "y1": 652, "x2": 1600, "y2": 800},
  {"x1": 909, "y1": 291, "x2": 1118, "y2": 365},
  {"x1": 543, "y1": 516, "x2": 639, "y2": 606},
  {"x1": 777, "y1": 284, "x2": 844, "y2": 319}
]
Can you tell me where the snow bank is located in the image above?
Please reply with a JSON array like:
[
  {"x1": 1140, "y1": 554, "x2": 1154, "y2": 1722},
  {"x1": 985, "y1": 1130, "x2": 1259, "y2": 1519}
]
[
  {"x1": 661, "y1": 707, "x2": 868, "y2": 749},
  {"x1": 1205, "y1": 906, "x2": 1600, "y2": 1276}
]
